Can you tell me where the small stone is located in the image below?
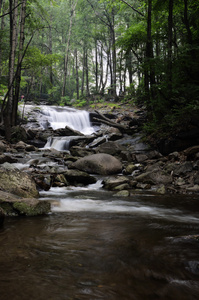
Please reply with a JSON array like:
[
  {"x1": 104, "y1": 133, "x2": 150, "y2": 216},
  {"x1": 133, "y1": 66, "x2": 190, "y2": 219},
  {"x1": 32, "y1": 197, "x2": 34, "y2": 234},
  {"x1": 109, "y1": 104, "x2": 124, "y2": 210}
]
[
  {"x1": 136, "y1": 183, "x2": 151, "y2": 189},
  {"x1": 125, "y1": 164, "x2": 137, "y2": 174},
  {"x1": 135, "y1": 154, "x2": 148, "y2": 162},
  {"x1": 156, "y1": 185, "x2": 166, "y2": 194},
  {"x1": 113, "y1": 190, "x2": 130, "y2": 197},
  {"x1": 175, "y1": 177, "x2": 186, "y2": 186}
]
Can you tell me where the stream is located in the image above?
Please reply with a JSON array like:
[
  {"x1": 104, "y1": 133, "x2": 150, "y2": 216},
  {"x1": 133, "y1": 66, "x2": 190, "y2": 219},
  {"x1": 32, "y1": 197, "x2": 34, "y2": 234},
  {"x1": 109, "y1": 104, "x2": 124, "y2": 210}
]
[{"x1": 0, "y1": 105, "x2": 199, "y2": 299}]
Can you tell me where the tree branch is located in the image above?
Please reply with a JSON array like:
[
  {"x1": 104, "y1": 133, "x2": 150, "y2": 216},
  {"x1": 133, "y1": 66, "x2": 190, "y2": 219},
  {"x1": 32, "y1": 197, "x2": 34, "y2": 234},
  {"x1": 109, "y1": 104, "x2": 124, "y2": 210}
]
[
  {"x1": 1, "y1": 33, "x2": 34, "y2": 123},
  {"x1": 119, "y1": 0, "x2": 145, "y2": 17},
  {"x1": 0, "y1": 2, "x2": 23, "y2": 18}
]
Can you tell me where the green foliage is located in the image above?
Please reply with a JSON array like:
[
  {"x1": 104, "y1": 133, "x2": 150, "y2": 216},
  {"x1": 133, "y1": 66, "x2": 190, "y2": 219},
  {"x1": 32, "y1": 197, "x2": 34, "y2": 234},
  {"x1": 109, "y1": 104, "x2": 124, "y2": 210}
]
[
  {"x1": 74, "y1": 99, "x2": 87, "y2": 108},
  {"x1": 60, "y1": 96, "x2": 71, "y2": 106}
]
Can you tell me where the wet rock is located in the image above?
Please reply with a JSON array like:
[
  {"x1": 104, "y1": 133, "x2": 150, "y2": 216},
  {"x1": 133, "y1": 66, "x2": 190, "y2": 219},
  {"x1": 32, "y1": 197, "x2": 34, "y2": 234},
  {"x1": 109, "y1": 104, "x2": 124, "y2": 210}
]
[
  {"x1": 14, "y1": 141, "x2": 28, "y2": 151},
  {"x1": 186, "y1": 185, "x2": 199, "y2": 192},
  {"x1": 71, "y1": 153, "x2": 122, "y2": 175},
  {"x1": 96, "y1": 141, "x2": 125, "y2": 156},
  {"x1": 0, "y1": 190, "x2": 50, "y2": 216},
  {"x1": 125, "y1": 164, "x2": 137, "y2": 174},
  {"x1": 136, "y1": 183, "x2": 151, "y2": 189},
  {"x1": 135, "y1": 154, "x2": 148, "y2": 162},
  {"x1": 1, "y1": 162, "x2": 18, "y2": 170},
  {"x1": 113, "y1": 190, "x2": 130, "y2": 197},
  {"x1": 0, "y1": 154, "x2": 18, "y2": 164},
  {"x1": 70, "y1": 146, "x2": 95, "y2": 157},
  {"x1": 175, "y1": 177, "x2": 186, "y2": 186},
  {"x1": 156, "y1": 185, "x2": 166, "y2": 194},
  {"x1": 135, "y1": 170, "x2": 172, "y2": 185},
  {"x1": 25, "y1": 144, "x2": 37, "y2": 152},
  {"x1": 34, "y1": 174, "x2": 53, "y2": 190},
  {"x1": 0, "y1": 140, "x2": 9, "y2": 152},
  {"x1": 88, "y1": 136, "x2": 108, "y2": 148},
  {"x1": 0, "y1": 167, "x2": 39, "y2": 198},
  {"x1": 11, "y1": 125, "x2": 27, "y2": 143},
  {"x1": 54, "y1": 125, "x2": 84, "y2": 136},
  {"x1": 51, "y1": 174, "x2": 69, "y2": 187},
  {"x1": 102, "y1": 176, "x2": 130, "y2": 190},
  {"x1": 113, "y1": 183, "x2": 131, "y2": 191},
  {"x1": 173, "y1": 161, "x2": 193, "y2": 176},
  {"x1": 63, "y1": 169, "x2": 96, "y2": 185}
]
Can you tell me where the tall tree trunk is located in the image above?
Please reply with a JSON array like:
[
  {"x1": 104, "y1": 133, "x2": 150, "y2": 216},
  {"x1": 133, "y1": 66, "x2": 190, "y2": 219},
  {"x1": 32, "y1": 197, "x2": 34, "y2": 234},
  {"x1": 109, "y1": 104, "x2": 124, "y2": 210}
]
[
  {"x1": 81, "y1": 46, "x2": 85, "y2": 96},
  {"x1": 85, "y1": 48, "x2": 90, "y2": 97},
  {"x1": 62, "y1": 0, "x2": 78, "y2": 97},
  {"x1": 49, "y1": 2, "x2": 53, "y2": 87},
  {"x1": 0, "y1": 0, "x2": 5, "y2": 78},
  {"x1": 4, "y1": 0, "x2": 18, "y2": 140},
  {"x1": 95, "y1": 38, "x2": 98, "y2": 92},
  {"x1": 99, "y1": 43, "x2": 103, "y2": 92},
  {"x1": 110, "y1": 10, "x2": 117, "y2": 98},
  {"x1": 75, "y1": 49, "x2": 79, "y2": 100},
  {"x1": 12, "y1": 0, "x2": 26, "y2": 126},
  {"x1": 145, "y1": 0, "x2": 155, "y2": 103}
]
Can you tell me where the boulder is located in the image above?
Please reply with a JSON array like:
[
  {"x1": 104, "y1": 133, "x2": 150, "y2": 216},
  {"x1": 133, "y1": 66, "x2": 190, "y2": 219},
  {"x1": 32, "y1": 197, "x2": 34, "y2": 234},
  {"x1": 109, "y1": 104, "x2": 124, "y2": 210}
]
[
  {"x1": 96, "y1": 141, "x2": 125, "y2": 156},
  {"x1": 135, "y1": 170, "x2": 172, "y2": 185},
  {"x1": 102, "y1": 176, "x2": 130, "y2": 190},
  {"x1": 0, "y1": 167, "x2": 39, "y2": 198},
  {"x1": 70, "y1": 146, "x2": 95, "y2": 157},
  {"x1": 173, "y1": 161, "x2": 193, "y2": 176},
  {"x1": 0, "y1": 190, "x2": 50, "y2": 216},
  {"x1": 71, "y1": 153, "x2": 122, "y2": 175},
  {"x1": 11, "y1": 125, "x2": 27, "y2": 143},
  {"x1": 63, "y1": 169, "x2": 96, "y2": 185}
]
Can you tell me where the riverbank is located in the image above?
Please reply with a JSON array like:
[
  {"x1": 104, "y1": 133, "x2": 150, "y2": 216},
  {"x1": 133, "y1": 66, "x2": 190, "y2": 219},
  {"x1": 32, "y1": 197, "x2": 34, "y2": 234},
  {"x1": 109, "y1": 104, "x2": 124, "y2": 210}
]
[{"x1": 0, "y1": 101, "x2": 199, "y2": 218}]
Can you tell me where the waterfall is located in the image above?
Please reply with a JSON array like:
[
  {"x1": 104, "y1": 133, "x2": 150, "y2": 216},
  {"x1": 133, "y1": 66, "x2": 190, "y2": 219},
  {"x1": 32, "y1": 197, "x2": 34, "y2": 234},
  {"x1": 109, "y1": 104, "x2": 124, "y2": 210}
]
[
  {"x1": 40, "y1": 106, "x2": 96, "y2": 151},
  {"x1": 42, "y1": 106, "x2": 94, "y2": 135}
]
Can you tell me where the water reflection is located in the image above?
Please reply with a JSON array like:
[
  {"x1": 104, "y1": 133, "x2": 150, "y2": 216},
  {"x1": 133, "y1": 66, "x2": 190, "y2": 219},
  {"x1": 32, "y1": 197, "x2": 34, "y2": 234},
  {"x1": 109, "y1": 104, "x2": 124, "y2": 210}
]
[{"x1": 0, "y1": 192, "x2": 199, "y2": 300}]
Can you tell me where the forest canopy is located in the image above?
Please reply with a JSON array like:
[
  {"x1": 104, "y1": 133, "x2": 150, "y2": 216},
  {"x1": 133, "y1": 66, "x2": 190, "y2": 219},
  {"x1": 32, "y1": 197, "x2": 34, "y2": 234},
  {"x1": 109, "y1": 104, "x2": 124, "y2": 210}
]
[{"x1": 0, "y1": 0, "x2": 199, "y2": 140}]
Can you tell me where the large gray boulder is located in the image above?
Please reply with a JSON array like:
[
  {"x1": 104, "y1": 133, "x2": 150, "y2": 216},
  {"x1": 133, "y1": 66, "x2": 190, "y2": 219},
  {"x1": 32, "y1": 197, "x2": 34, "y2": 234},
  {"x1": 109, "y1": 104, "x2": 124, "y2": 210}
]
[
  {"x1": 63, "y1": 169, "x2": 96, "y2": 185},
  {"x1": 0, "y1": 167, "x2": 39, "y2": 198},
  {"x1": 71, "y1": 153, "x2": 122, "y2": 175},
  {"x1": 0, "y1": 190, "x2": 50, "y2": 216}
]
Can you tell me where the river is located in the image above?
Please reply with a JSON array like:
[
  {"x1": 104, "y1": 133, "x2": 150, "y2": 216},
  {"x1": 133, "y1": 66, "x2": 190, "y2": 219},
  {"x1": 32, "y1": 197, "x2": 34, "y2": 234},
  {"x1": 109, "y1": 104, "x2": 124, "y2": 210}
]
[
  {"x1": 0, "y1": 105, "x2": 199, "y2": 299},
  {"x1": 0, "y1": 186, "x2": 199, "y2": 300}
]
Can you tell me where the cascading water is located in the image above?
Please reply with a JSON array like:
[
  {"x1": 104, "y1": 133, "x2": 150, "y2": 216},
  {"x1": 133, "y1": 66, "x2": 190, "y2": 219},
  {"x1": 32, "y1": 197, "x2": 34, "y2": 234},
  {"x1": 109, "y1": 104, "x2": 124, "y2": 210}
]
[
  {"x1": 41, "y1": 106, "x2": 95, "y2": 151},
  {"x1": 42, "y1": 106, "x2": 94, "y2": 135},
  {"x1": 19, "y1": 104, "x2": 96, "y2": 151}
]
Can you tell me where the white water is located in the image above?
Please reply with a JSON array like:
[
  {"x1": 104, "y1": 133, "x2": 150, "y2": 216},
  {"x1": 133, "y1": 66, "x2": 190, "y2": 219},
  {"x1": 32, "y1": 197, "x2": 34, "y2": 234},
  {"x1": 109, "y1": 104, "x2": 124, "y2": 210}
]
[
  {"x1": 42, "y1": 106, "x2": 95, "y2": 135},
  {"x1": 40, "y1": 185, "x2": 199, "y2": 224},
  {"x1": 41, "y1": 106, "x2": 95, "y2": 151}
]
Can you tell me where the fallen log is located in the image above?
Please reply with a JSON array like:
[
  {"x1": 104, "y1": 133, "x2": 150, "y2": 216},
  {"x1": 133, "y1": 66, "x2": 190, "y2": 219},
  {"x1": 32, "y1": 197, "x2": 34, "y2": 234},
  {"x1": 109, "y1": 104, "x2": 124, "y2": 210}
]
[{"x1": 93, "y1": 110, "x2": 131, "y2": 133}]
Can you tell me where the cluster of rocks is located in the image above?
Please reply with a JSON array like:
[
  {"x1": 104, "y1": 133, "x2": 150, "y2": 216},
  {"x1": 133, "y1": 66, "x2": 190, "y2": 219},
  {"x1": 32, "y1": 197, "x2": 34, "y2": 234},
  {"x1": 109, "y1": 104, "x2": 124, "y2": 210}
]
[{"x1": 1, "y1": 104, "x2": 199, "y2": 220}]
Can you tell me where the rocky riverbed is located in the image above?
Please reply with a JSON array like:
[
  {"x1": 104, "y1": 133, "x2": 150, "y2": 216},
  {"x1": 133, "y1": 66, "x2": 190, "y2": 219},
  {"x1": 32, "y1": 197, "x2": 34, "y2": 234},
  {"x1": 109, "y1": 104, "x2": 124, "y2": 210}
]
[{"x1": 0, "y1": 103, "x2": 199, "y2": 219}]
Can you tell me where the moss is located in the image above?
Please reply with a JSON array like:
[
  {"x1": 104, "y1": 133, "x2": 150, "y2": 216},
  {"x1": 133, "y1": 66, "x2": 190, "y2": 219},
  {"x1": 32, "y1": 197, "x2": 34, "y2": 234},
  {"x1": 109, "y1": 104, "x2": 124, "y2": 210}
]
[
  {"x1": 0, "y1": 202, "x2": 16, "y2": 216},
  {"x1": 13, "y1": 201, "x2": 51, "y2": 216}
]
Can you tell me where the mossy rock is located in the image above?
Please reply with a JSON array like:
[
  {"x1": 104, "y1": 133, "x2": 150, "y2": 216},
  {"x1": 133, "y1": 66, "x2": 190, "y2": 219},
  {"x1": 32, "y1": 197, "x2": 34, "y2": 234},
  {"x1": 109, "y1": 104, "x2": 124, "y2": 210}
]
[
  {"x1": 0, "y1": 191, "x2": 51, "y2": 216},
  {"x1": 13, "y1": 200, "x2": 51, "y2": 216}
]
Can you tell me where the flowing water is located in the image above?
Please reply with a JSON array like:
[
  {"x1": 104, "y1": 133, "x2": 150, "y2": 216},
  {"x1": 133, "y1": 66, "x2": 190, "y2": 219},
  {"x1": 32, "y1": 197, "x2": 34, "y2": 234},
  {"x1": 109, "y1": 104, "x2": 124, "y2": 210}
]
[
  {"x1": 1, "y1": 105, "x2": 199, "y2": 299},
  {"x1": 0, "y1": 186, "x2": 199, "y2": 300}
]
